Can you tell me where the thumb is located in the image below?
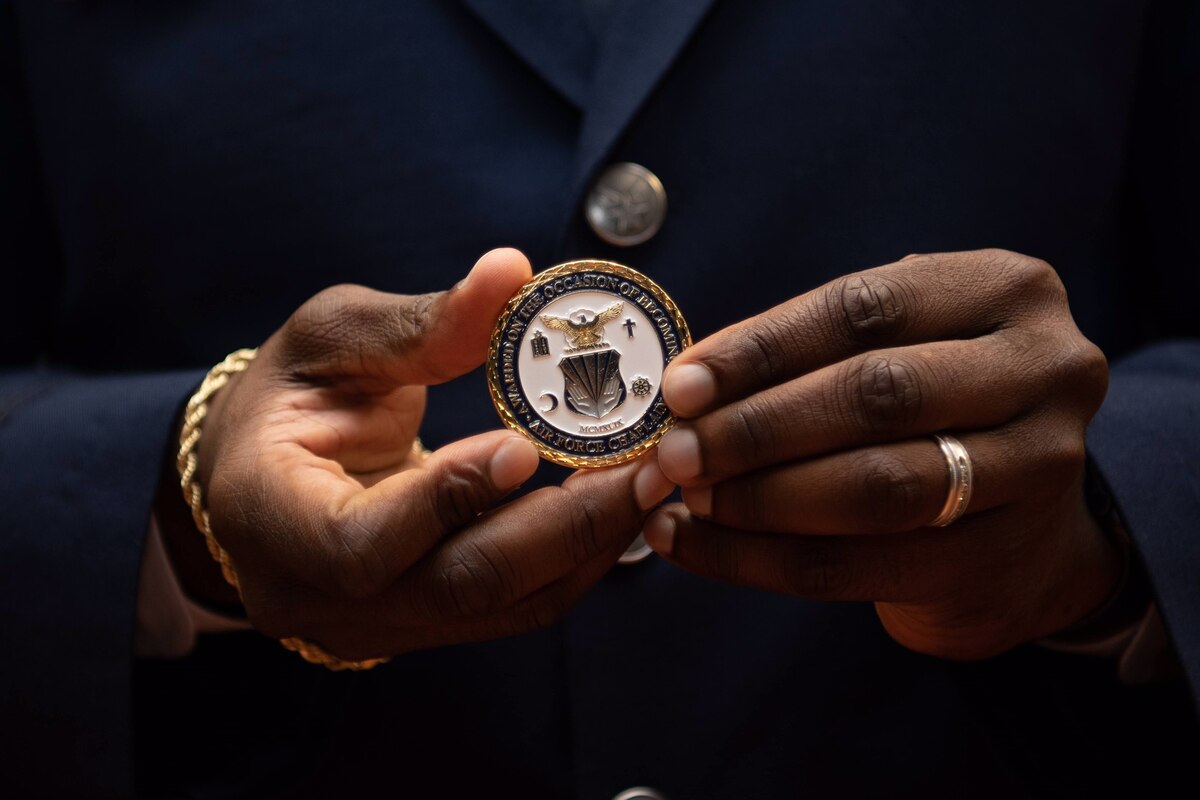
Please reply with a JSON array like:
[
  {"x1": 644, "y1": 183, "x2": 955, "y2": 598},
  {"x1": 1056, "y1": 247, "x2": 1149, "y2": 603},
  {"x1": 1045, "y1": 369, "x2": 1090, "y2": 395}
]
[
  {"x1": 278, "y1": 248, "x2": 532, "y2": 385},
  {"x1": 418, "y1": 247, "x2": 534, "y2": 383}
]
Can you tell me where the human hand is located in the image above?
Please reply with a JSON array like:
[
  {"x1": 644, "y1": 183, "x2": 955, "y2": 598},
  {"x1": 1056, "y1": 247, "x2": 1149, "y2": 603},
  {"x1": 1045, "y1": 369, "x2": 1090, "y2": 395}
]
[
  {"x1": 161, "y1": 248, "x2": 674, "y2": 661},
  {"x1": 646, "y1": 249, "x2": 1118, "y2": 660}
]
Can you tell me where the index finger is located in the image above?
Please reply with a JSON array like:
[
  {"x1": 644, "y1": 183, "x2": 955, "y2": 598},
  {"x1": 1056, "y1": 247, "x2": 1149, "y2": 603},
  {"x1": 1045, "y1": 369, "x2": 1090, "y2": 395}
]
[
  {"x1": 387, "y1": 454, "x2": 674, "y2": 626},
  {"x1": 661, "y1": 249, "x2": 1063, "y2": 418}
]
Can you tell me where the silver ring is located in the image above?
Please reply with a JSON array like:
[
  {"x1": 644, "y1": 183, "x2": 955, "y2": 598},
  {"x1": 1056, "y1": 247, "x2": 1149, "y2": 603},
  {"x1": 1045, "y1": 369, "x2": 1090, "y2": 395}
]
[{"x1": 930, "y1": 434, "x2": 973, "y2": 527}]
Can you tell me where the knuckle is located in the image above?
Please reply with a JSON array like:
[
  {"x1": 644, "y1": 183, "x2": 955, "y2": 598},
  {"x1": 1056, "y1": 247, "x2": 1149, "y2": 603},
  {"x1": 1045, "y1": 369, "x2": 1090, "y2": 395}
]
[
  {"x1": 854, "y1": 449, "x2": 928, "y2": 530},
  {"x1": 282, "y1": 285, "x2": 439, "y2": 374},
  {"x1": 1058, "y1": 436, "x2": 1088, "y2": 474},
  {"x1": 1022, "y1": 255, "x2": 1061, "y2": 290},
  {"x1": 326, "y1": 513, "x2": 391, "y2": 599},
  {"x1": 850, "y1": 354, "x2": 923, "y2": 436},
  {"x1": 1041, "y1": 433, "x2": 1087, "y2": 489},
  {"x1": 432, "y1": 461, "x2": 494, "y2": 529},
  {"x1": 282, "y1": 284, "x2": 373, "y2": 367},
  {"x1": 385, "y1": 291, "x2": 448, "y2": 380},
  {"x1": 392, "y1": 292, "x2": 436, "y2": 343},
  {"x1": 292, "y1": 285, "x2": 354, "y2": 329},
  {"x1": 432, "y1": 541, "x2": 513, "y2": 618},
  {"x1": 1058, "y1": 338, "x2": 1110, "y2": 405},
  {"x1": 721, "y1": 393, "x2": 792, "y2": 470},
  {"x1": 1026, "y1": 333, "x2": 1109, "y2": 417},
  {"x1": 727, "y1": 401, "x2": 774, "y2": 464},
  {"x1": 986, "y1": 250, "x2": 1064, "y2": 300},
  {"x1": 563, "y1": 495, "x2": 612, "y2": 566},
  {"x1": 286, "y1": 284, "x2": 360, "y2": 337},
  {"x1": 729, "y1": 319, "x2": 791, "y2": 388},
  {"x1": 834, "y1": 272, "x2": 908, "y2": 346}
]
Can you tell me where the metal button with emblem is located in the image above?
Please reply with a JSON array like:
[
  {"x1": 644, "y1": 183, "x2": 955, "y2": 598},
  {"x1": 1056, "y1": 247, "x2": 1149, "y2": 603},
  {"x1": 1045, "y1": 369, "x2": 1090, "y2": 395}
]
[
  {"x1": 487, "y1": 260, "x2": 691, "y2": 468},
  {"x1": 586, "y1": 163, "x2": 668, "y2": 246}
]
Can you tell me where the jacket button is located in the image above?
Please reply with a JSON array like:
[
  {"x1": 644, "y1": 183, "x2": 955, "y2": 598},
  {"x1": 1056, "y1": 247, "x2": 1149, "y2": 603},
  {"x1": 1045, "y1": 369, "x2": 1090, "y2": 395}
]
[
  {"x1": 617, "y1": 532, "x2": 655, "y2": 565},
  {"x1": 585, "y1": 162, "x2": 667, "y2": 246},
  {"x1": 612, "y1": 788, "x2": 667, "y2": 800}
]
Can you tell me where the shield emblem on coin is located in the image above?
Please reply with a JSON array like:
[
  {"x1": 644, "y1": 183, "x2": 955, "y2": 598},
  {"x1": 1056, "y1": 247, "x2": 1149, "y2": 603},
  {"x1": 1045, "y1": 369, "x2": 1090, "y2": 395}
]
[{"x1": 558, "y1": 350, "x2": 627, "y2": 419}]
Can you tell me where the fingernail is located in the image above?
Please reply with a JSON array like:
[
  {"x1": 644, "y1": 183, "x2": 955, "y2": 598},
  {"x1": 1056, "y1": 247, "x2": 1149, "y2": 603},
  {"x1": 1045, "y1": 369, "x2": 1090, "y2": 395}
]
[
  {"x1": 634, "y1": 458, "x2": 676, "y2": 511},
  {"x1": 682, "y1": 485, "x2": 712, "y2": 518},
  {"x1": 489, "y1": 436, "x2": 539, "y2": 490},
  {"x1": 662, "y1": 362, "x2": 717, "y2": 417},
  {"x1": 657, "y1": 427, "x2": 702, "y2": 483},
  {"x1": 642, "y1": 511, "x2": 676, "y2": 556}
]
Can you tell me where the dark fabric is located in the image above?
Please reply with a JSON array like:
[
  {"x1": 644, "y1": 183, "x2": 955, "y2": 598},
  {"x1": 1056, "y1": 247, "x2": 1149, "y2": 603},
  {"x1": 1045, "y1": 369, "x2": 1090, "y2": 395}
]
[
  {"x1": 1090, "y1": 344, "x2": 1200, "y2": 692},
  {"x1": 579, "y1": 0, "x2": 619, "y2": 39},
  {"x1": 0, "y1": 369, "x2": 202, "y2": 799},
  {"x1": 1, "y1": 1, "x2": 1198, "y2": 797}
]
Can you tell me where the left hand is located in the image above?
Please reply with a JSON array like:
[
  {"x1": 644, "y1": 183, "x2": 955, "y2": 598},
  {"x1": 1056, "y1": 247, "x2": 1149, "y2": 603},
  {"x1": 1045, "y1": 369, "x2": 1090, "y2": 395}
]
[{"x1": 647, "y1": 249, "x2": 1119, "y2": 660}]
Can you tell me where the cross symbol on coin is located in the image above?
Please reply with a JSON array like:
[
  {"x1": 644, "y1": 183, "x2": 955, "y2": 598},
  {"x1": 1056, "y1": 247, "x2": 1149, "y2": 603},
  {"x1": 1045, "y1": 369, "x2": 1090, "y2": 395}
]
[{"x1": 623, "y1": 318, "x2": 636, "y2": 338}]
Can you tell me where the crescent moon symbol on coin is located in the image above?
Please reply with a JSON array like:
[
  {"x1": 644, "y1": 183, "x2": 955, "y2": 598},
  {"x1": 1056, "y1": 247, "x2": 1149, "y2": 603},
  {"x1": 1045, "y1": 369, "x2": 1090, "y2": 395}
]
[{"x1": 539, "y1": 393, "x2": 558, "y2": 413}]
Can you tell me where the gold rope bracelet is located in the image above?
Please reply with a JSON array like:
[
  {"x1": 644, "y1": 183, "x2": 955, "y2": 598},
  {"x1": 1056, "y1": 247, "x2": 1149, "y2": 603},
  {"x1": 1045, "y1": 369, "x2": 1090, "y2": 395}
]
[{"x1": 176, "y1": 348, "x2": 388, "y2": 671}]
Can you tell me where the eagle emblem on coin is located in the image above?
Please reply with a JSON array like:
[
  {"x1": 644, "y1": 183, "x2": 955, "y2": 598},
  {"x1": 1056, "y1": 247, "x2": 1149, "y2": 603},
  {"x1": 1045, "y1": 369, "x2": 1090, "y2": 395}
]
[{"x1": 487, "y1": 260, "x2": 691, "y2": 468}]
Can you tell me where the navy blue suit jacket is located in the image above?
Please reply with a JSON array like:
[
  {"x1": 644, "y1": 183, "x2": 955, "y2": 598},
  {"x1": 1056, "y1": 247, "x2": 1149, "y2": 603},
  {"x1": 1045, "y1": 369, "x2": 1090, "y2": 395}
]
[{"x1": 2, "y1": 1, "x2": 1198, "y2": 797}]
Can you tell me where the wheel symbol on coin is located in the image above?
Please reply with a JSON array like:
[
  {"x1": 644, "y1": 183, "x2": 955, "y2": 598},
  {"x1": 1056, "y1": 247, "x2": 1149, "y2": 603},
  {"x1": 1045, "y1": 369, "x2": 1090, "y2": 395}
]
[{"x1": 487, "y1": 260, "x2": 692, "y2": 468}]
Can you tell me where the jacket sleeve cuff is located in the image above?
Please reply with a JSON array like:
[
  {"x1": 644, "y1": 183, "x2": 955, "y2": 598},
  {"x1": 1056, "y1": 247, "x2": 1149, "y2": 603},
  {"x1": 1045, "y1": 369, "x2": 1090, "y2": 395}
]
[
  {"x1": 0, "y1": 368, "x2": 205, "y2": 797},
  {"x1": 1086, "y1": 340, "x2": 1200, "y2": 704}
]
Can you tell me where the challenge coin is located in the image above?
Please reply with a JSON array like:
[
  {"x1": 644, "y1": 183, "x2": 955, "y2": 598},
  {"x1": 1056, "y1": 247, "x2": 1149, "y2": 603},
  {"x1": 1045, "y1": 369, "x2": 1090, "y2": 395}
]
[{"x1": 487, "y1": 260, "x2": 691, "y2": 468}]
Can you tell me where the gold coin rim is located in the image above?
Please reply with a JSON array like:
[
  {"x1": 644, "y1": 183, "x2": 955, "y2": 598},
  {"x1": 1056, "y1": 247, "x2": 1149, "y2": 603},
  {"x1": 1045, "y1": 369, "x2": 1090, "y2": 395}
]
[{"x1": 487, "y1": 260, "x2": 692, "y2": 469}]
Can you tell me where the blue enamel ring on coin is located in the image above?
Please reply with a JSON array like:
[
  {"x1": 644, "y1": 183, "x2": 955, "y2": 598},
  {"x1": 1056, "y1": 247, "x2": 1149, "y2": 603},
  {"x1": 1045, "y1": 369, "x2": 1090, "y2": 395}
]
[{"x1": 488, "y1": 260, "x2": 692, "y2": 468}]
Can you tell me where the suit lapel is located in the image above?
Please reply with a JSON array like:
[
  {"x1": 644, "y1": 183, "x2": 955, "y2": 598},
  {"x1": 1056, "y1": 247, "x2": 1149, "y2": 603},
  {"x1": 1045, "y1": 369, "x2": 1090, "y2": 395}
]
[
  {"x1": 572, "y1": 0, "x2": 719, "y2": 195},
  {"x1": 459, "y1": 0, "x2": 596, "y2": 109},
  {"x1": 461, "y1": 0, "x2": 719, "y2": 209}
]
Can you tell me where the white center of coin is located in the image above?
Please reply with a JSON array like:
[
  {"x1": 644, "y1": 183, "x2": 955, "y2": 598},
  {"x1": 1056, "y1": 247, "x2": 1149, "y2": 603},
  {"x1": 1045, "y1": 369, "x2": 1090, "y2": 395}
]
[
  {"x1": 517, "y1": 290, "x2": 665, "y2": 437},
  {"x1": 487, "y1": 260, "x2": 690, "y2": 468}
]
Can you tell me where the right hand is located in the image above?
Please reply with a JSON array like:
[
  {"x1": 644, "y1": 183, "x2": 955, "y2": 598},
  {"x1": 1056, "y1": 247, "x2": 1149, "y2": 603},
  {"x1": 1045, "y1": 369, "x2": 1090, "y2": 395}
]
[{"x1": 162, "y1": 249, "x2": 674, "y2": 661}]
